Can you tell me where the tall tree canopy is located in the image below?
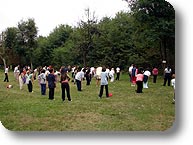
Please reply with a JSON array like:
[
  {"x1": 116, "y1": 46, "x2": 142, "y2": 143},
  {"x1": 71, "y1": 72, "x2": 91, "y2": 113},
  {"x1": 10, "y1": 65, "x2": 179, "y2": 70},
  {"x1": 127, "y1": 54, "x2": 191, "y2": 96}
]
[
  {"x1": 17, "y1": 18, "x2": 38, "y2": 68},
  {"x1": 124, "y1": 0, "x2": 175, "y2": 67}
]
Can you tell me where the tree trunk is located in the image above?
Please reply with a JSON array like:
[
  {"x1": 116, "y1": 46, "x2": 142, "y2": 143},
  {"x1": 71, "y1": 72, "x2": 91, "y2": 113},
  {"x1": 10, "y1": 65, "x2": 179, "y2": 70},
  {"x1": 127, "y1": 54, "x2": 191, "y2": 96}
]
[
  {"x1": 163, "y1": 38, "x2": 167, "y2": 63},
  {"x1": 83, "y1": 50, "x2": 87, "y2": 67},
  {"x1": 0, "y1": 55, "x2": 7, "y2": 69},
  {"x1": 159, "y1": 41, "x2": 164, "y2": 61}
]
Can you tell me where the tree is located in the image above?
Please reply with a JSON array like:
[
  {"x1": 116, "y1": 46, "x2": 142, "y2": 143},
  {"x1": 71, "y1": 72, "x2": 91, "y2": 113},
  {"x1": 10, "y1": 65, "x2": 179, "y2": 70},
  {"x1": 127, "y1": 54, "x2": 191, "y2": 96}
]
[
  {"x1": 77, "y1": 8, "x2": 98, "y2": 67},
  {"x1": 33, "y1": 36, "x2": 51, "y2": 67},
  {"x1": 17, "y1": 18, "x2": 38, "y2": 69},
  {"x1": 47, "y1": 24, "x2": 73, "y2": 49},
  {"x1": 124, "y1": 0, "x2": 175, "y2": 66},
  {"x1": 0, "y1": 32, "x2": 7, "y2": 68},
  {"x1": 0, "y1": 28, "x2": 18, "y2": 68}
]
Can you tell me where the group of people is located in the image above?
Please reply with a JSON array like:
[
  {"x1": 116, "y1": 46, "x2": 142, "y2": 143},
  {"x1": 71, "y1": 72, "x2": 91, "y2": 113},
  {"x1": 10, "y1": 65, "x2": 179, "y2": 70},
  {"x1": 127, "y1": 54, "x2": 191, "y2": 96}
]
[
  {"x1": 128, "y1": 64, "x2": 175, "y2": 103},
  {"x1": 72, "y1": 66, "x2": 121, "y2": 98},
  {"x1": 3, "y1": 65, "x2": 120, "y2": 101},
  {"x1": 128, "y1": 64, "x2": 154, "y2": 91},
  {"x1": 3, "y1": 64, "x2": 175, "y2": 103}
]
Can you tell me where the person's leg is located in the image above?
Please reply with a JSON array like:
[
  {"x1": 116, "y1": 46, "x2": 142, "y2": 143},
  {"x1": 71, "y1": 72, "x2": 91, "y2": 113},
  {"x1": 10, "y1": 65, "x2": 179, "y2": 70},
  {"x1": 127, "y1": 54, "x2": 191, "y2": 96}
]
[
  {"x1": 79, "y1": 80, "x2": 82, "y2": 91},
  {"x1": 31, "y1": 83, "x2": 33, "y2": 92},
  {"x1": 7, "y1": 73, "x2": 9, "y2": 82},
  {"x1": 29, "y1": 81, "x2": 32, "y2": 92},
  {"x1": 105, "y1": 85, "x2": 109, "y2": 97},
  {"x1": 153, "y1": 75, "x2": 156, "y2": 83},
  {"x1": 40, "y1": 84, "x2": 43, "y2": 95},
  {"x1": 61, "y1": 84, "x2": 65, "y2": 101},
  {"x1": 86, "y1": 76, "x2": 90, "y2": 85},
  {"x1": 49, "y1": 88, "x2": 52, "y2": 99},
  {"x1": 4, "y1": 73, "x2": 8, "y2": 82},
  {"x1": 19, "y1": 80, "x2": 23, "y2": 90},
  {"x1": 117, "y1": 73, "x2": 120, "y2": 80},
  {"x1": 168, "y1": 77, "x2": 171, "y2": 86},
  {"x1": 143, "y1": 76, "x2": 148, "y2": 88},
  {"x1": 139, "y1": 81, "x2": 143, "y2": 92},
  {"x1": 66, "y1": 83, "x2": 71, "y2": 101},
  {"x1": 146, "y1": 77, "x2": 149, "y2": 88},
  {"x1": 43, "y1": 84, "x2": 46, "y2": 95},
  {"x1": 27, "y1": 84, "x2": 30, "y2": 92},
  {"x1": 49, "y1": 88, "x2": 54, "y2": 100},
  {"x1": 99, "y1": 85, "x2": 104, "y2": 98},
  {"x1": 52, "y1": 88, "x2": 55, "y2": 99},
  {"x1": 155, "y1": 75, "x2": 157, "y2": 83},
  {"x1": 163, "y1": 75, "x2": 167, "y2": 86},
  {"x1": 4, "y1": 73, "x2": 6, "y2": 82},
  {"x1": 129, "y1": 74, "x2": 132, "y2": 82},
  {"x1": 136, "y1": 81, "x2": 140, "y2": 93},
  {"x1": 173, "y1": 92, "x2": 175, "y2": 102},
  {"x1": 76, "y1": 80, "x2": 81, "y2": 91}
]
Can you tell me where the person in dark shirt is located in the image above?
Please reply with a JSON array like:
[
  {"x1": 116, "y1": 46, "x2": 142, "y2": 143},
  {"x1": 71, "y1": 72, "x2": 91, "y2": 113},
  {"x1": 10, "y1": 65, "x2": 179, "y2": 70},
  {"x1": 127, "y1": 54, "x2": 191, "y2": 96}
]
[
  {"x1": 60, "y1": 71, "x2": 71, "y2": 102},
  {"x1": 47, "y1": 68, "x2": 56, "y2": 100}
]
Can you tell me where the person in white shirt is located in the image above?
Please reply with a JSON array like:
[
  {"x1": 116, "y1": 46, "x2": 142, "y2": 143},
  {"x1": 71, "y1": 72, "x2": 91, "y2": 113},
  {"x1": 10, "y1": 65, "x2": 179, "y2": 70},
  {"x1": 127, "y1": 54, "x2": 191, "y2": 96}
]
[
  {"x1": 105, "y1": 67, "x2": 110, "y2": 81},
  {"x1": 75, "y1": 67, "x2": 85, "y2": 91},
  {"x1": 128, "y1": 64, "x2": 133, "y2": 82},
  {"x1": 171, "y1": 74, "x2": 175, "y2": 103},
  {"x1": 109, "y1": 68, "x2": 115, "y2": 82},
  {"x1": 163, "y1": 66, "x2": 172, "y2": 86},
  {"x1": 4, "y1": 66, "x2": 9, "y2": 82},
  {"x1": 99, "y1": 67, "x2": 109, "y2": 98},
  {"x1": 38, "y1": 69, "x2": 47, "y2": 95},
  {"x1": 143, "y1": 69, "x2": 151, "y2": 88},
  {"x1": 95, "y1": 66, "x2": 102, "y2": 86},
  {"x1": 115, "y1": 67, "x2": 121, "y2": 80},
  {"x1": 18, "y1": 72, "x2": 25, "y2": 90},
  {"x1": 71, "y1": 66, "x2": 76, "y2": 81},
  {"x1": 14, "y1": 65, "x2": 19, "y2": 80},
  {"x1": 26, "y1": 70, "x2": 34, "y2": 93}
]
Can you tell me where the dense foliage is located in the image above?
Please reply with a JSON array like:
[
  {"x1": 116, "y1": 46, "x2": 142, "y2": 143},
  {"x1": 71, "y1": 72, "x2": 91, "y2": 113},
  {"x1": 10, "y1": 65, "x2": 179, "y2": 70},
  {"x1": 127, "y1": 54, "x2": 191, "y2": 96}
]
[{"x1": 1, "y1": 0, "x2": 175, "y2": 71}]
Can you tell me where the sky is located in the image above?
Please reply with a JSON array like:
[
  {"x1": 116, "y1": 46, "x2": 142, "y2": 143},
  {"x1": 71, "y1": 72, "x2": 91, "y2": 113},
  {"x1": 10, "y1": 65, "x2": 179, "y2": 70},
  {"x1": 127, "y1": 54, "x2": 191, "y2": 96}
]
[{"x1": 0, "y1": 0, "x2": 128, "y2": 36}]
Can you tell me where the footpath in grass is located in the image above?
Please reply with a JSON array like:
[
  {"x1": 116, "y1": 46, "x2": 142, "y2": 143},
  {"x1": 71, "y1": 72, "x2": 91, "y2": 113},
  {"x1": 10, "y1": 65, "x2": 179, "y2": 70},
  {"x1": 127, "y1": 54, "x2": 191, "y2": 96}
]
[{"x1": 0, "y1": 71, "x2": 175, "y2": 131}]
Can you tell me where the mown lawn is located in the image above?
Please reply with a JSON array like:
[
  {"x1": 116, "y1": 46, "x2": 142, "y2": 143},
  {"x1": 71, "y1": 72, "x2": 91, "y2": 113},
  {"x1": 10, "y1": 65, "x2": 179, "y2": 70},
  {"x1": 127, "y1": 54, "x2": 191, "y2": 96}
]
[{"x1": 0, "y1": 70, "x2": 175, "y2": 131}]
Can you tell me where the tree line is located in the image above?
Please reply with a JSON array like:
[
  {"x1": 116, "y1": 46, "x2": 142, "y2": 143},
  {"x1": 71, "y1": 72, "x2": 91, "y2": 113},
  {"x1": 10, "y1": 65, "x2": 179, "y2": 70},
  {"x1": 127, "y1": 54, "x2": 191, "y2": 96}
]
[{"x1": 0, "y1": 0, "x2": 175, "y2": 71}]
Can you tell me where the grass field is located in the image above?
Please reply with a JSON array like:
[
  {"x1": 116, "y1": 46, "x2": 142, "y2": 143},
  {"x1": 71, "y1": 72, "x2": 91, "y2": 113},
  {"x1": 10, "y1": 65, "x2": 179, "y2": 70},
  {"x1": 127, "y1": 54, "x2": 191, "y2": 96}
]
[{"x1": 0, "y1": 70, "x2": 175, "y2": 131}]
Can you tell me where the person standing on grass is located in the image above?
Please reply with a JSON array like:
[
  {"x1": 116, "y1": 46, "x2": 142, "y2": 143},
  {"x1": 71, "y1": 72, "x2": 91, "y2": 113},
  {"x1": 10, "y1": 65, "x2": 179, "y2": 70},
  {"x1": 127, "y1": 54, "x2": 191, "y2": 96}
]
[
  {"x1": 75, "y1": 67, "x2": 85, "y2": 91},
  {"x1": 4, "y1": 66, "x2": 9, "y2": 82},
  {"x1": 14, "y1": 65, "x2": 19, "y2": 81},
  {"x1": 71, "y1": 65, "x2": 76, "y2": 83},
  {"x1": 131, "y1": 65, "x2": 137, "y2": 86},
  {"x1": 95, "y1": 66, "x2": 102, "y2": 86},
  {"x1": 47, "y1": 68, "x2": 56, "y2": 100},
  {"x1": 163, "y1": 66, "x2": 172, "y2": 86},
  {"x1": 128, "y1": 64, "x2": 133, "y2": 82},
  {"x1": 38, "y1": 69, "x2": 47, "y2": 95},
  {"x1": 60, "y1": 70, "x2": 72, "y2": 102},
  {"x1": 85, "y1": 67, "x2": 91, "y2": 85},
  {"x1": 99, "y1": 67, "x2": 109, "y2": 98},
  {"x1": 26, "y1": 70, "x2": 34, "y2": 93},
  {"x1": 136, "y1": 68, "x2": 144, "y2": 93},
  {"x1": 171, "y1": 74, "x2": 175, "y2": 104},
  {"x1": 143, "y1": 68, "x2": 151, "y2": 88},
  {"x1": 115, "y1": 66, "x2": 121, "y2": 80},
  {"x1": 152, "y1": 67, "x2": 159, "y2": 83},
  {"x1": 109, "y1": 67, "x2": 115, "y2": 82},
  {"x1": 18, "y1": 71, "x2": 25, "y2": 90}
]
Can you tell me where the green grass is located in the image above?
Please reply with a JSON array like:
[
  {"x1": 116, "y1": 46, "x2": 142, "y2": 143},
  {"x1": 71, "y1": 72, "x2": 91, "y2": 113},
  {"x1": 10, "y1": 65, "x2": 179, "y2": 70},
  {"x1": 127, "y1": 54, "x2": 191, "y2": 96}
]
[{"x1": 0, "y1": 70, "x2": 175, "y2": 131}]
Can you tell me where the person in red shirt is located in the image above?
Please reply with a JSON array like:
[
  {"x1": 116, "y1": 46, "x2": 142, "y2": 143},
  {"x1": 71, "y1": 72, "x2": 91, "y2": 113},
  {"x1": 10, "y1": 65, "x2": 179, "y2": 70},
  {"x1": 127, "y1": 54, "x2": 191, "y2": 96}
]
[{"x1": 152, "y1": 67, "x2": 159, "y2": 83}]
